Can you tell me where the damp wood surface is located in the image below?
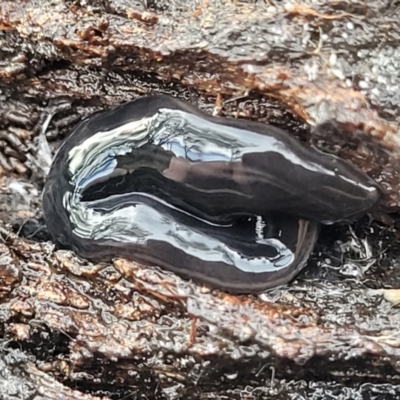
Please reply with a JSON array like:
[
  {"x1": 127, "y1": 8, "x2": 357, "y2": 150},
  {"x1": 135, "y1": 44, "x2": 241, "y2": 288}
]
[{"x1": 1, "y1": 0, "x2": 400, "y2": 399}]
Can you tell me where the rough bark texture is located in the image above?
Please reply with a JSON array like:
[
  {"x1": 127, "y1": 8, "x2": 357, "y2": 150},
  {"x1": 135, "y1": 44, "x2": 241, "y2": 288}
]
[{"x1": 1, "y1": 0, "x2": 400, "y2": 399}]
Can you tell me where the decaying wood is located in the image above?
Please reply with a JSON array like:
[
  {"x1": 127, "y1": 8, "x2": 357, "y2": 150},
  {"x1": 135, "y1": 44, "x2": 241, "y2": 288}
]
[
  {"x1": 1, "y1": 218, "x2": 400, "y2": 399},
  {"x1": 1, "y1": 0, "x2": 400, "y2": 208},
  {"x1": 1, "y1": 0, "x2": 400, "y2": 399}
]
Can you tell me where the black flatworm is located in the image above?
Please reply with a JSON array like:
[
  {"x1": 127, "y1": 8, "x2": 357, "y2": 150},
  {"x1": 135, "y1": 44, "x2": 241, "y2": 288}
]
[{"x1": 42, "y1": 95, "x2": 382, "y2": 293}]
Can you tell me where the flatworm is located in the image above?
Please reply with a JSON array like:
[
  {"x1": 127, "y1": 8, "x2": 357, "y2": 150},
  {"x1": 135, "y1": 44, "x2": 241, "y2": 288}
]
[{"x1": 42, "y1": 95, "x2": 382, "y2": 293}]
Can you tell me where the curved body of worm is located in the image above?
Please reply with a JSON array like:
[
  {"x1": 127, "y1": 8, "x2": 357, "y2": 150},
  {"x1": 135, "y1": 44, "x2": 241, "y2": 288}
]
[{"x1": 43, "y1": 95, "x2": 382, "y2": 293}]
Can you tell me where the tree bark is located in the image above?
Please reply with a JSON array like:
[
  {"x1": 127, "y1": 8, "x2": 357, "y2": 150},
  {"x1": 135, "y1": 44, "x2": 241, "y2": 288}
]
[{"x1": 1, "y1": 1, "x2": 400, "y2": 399}]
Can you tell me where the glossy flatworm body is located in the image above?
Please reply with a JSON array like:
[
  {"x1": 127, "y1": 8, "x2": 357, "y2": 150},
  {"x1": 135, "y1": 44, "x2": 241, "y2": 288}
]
[{"x1": 42, "y1": 95, "x2": 382, "y2": 293}]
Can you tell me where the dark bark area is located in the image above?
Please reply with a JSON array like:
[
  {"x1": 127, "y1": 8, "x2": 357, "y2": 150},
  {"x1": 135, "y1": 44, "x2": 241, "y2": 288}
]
[{"x1": 1, "y1": 1, "x2": 400, "y2": 399}]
